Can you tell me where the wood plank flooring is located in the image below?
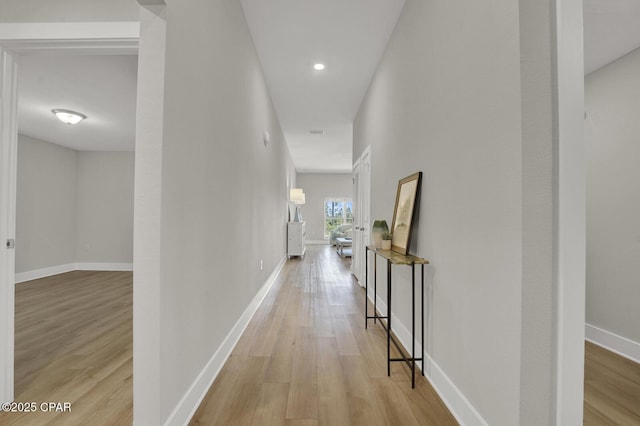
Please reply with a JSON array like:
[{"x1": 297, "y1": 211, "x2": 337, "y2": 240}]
[
  {"x1": 1, "y1": 250, "x2": 638, "y2": 425},
  {"x1": 0, "y1": 271, "x2": 132, "y2": 426},
  {"x1": 584, "y1": 341, "x2": 640, "y2": 425},
  {"x1": 190, "y1": 246, "x2": 457, "y2": 425}
]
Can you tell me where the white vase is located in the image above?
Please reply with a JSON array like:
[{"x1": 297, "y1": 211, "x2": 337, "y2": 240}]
[{"x1": 381, "y1": 240, "x2": 391, "y2": 250}]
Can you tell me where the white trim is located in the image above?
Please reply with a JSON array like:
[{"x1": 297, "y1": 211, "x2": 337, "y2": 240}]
[
  {"x1": 15, "y1": 263, "x2": 134, "y2": 283},
  {"x1": 368, "y1": 292, "x2": 488, "y2": 426},
  {"x1": 75, "y1": 262, "x2": 134, "y2": 271},
  {"x1": 0, "y1": 22, "x2": 139, "y2": 55},
  {"x1": 585, "y1": 324, "x2": 640, "y2": 364},
  {"x1": 0, "y1": 22, "x2": 139, "y2": 40},
  {"x1": 15, "y1": 263, "x2": 75, "y2": 283},
  {"x1": 163, "y1": 256, "x2": 287, "y2": 426},
  {"x1": 554, "y1": 0, "x2": 586, "y2": 423},
  {"x1": 306, "y1": 240, "x2": 330, "y2": 245},
  {"x1": 132, "y1": 6, "x2": 165, "y2": 423},
  {"x1": 0, "y1": 24, "x2": 142, "y2": 409},
  {"x1": 0, "y1": 46, "x2": 18, "y2": 406}
]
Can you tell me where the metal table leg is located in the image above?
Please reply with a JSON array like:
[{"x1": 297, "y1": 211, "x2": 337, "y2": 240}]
[
  {"x1": 421, "y1": 263, "x2": 425, "y2": 377},
  {"x1": 374, "y1": 253, "x2": 377, "y2": 324},
  {"x1": 387, "y1": 259, "x2": 391, "y2": 377},
  {"x1": 365, "y1": 247, "x2": 368, "y2": 329},
  {"x1": 412, "y1": 263, "x2": 415, "y2": 388}
]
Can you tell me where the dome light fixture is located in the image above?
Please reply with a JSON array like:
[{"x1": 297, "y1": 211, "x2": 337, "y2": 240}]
[
  {"x1": 313, "y1": 63, "x2": 325, "y2": 71},
  {"x1": 51, "y1": 109, "x2": 87, "y2": 125}
]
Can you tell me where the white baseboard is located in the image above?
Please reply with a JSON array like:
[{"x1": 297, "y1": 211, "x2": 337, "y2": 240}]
[
  {"x1": 306, "y1": 240, "x2": 330, "y2": 245},
  {"x1": 164, "y1": 256, "x2": 287, "y2": 426},
  {"x1": 75, "y1": 262, "x2": 133, "y2": 271},
  {"x1": 15, "y1": 263, "x2": 75, "y2": 283},
  {"x1": 585, "y1": 323, "x2": 640, "y2": 364},
  {"x1": 15, "y1": 262, "x2": 134, "y2": 283},
  {"x1": 369, "y1": 292, "x2": 488, "y2": 426}
]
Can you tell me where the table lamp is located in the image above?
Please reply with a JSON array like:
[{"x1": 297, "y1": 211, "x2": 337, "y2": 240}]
[{"x1": 290, "y1": 188, "x2": 305, "y2": 222}]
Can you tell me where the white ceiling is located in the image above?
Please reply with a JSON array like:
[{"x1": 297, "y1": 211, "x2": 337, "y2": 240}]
[
  {"x1": 15, "y1": 0, "x2": 640, "y2": 167},
  {"x1": 584, "y1": 0, "x2": 640, "y2": 75},
  {"x1": 240, "y1": 0, "x2": 406, "y2": 173},
  {"x1": 18, "y1": 54, "x2": 137, "y2": 152}
]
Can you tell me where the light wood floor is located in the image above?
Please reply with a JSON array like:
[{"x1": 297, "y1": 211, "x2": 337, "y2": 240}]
[
  {"x1": 584, "y1": 341, "x2": 640, "y2": 425},
  {"x1": 1, "y1": 251, "x2": 638, "y2": 425},
  {"x1": 190, "y1": 246, "x2": 458, "y2": 425},
  {"x1": 0, "y1": 271, "x2": 132, "y2": 426}
]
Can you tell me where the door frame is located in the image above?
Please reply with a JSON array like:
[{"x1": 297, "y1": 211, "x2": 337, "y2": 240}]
[
  {"x1": 0, "y1": 46, "x2": 18, "y2": 405},
  {"x1": 352, "y1": 155, "x2": 361, "y2": 280},
  {"x1": 0, "y1": 21, "x2": 139, "y2": 405},
  {"x1": 352, "y1": 145, "x2": 371, "y2": 285}
]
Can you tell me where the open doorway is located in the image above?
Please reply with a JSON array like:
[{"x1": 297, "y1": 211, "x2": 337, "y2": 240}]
[
  {"x1": 9, "y1": 53, "x2": 136, "y2": 422},
  {"x1": 0, "y1": 23, "x2": 139, "y2": 415}
]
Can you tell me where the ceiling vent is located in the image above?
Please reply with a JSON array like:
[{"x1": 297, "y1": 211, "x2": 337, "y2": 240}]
[{"x1": 309, "y1": 129, "x2": 324, "y2": 135}]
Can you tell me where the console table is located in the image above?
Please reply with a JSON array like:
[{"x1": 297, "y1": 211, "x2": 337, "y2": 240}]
[{"x1": 365, "y1": 245, "x2": 429, "y2": 388}]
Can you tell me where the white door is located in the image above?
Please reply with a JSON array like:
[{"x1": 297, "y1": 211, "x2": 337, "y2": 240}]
[
  {"x1": 352, "y1": 158, "x2": 361, "y2": 280},
  {"x1": 0, "y1": 46, "x2": 18, "y2": 404},
  {"x1": 360, "y1": 147, "x2": 371, "y2": 283},
  {"x1": 352, "y1": 146, "x2": 371, "y2": 285}
]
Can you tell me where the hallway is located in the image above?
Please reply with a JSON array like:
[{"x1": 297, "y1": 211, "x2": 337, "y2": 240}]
[{"x1": 190, "y1": 245, "x2": 457, "y2": 425}]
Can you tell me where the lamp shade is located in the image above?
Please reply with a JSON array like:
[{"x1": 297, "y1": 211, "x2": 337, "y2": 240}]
[{"x1": 290, "y1": 188, "x2": 304, "y2": 203}]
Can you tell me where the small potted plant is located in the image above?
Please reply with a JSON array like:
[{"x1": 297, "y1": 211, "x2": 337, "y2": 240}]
[
  {"x1": 372, "y1": 220, "x2": 389, "y2": 248},
  {"x1": 381, "y1": 231, "x2": 392, "y2": 250}
]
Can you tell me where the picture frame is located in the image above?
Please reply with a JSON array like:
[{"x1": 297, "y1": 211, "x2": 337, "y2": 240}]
[{"x1": 390, "y1": 172, "x2": 422, "y2": 255}]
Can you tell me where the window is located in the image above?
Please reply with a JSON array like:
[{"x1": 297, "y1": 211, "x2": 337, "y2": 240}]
[{"x1": 324, "y1": 198, "x2": 353, "y2": 238}]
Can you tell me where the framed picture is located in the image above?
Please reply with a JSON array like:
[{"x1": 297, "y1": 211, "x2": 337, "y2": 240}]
[{"x1": 390, "y1": 172, "x2": 422, "y2": 255}]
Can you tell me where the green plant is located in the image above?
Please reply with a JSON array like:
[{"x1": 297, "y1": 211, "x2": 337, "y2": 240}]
[{"x1": 382, "y1": 231, "x2": 392, "y2": 240}]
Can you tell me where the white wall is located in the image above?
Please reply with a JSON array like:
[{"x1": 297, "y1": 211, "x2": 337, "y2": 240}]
[
  {"x1": 16, "y1": 135, "x2": 77, "y2": 273},
  {"x1": 16, "y1": 134, "x2": 135, "y2": 275},
  {"x1": 354, "y1": 2, "x2": 522, "y2": 423},
  {"x1": 0, "y1": 0, "x2": 139, "y2": 22},
  {"x1": 354, "y1": 0, "x2": 585, "y2": 424},
  {"x1": 76, "y1": 151, "x2": 135, "y2": 264},
  {"x1": 133, "y1": 1, "x2": 296, "y2": 423},
  {"x1": 133, "y1": 6, "x2": 166, "y2": 424},
  {"x1": 296, "y1": 173, "x2": 352, "y2": 242},
  {"x1": 586, "y1": 47, "x2": 640, "y2": 345}
]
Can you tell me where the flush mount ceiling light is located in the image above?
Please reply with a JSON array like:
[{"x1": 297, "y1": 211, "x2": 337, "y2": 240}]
[
  {"x1": 51, "y1": 109, "x2": 87, "y2": 125},
  {"x1": 313, "y1": 63, "x2": 325, "y2": 71}
]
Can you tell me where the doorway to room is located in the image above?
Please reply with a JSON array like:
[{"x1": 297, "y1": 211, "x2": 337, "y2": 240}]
[{"x1": 0, "y1": 22, "x2": 139, "y2": 410}]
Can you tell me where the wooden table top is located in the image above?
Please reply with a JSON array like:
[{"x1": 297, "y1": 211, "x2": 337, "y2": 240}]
[{"x1": 366, "y1": 245, "x2": 429, "y2": 265}]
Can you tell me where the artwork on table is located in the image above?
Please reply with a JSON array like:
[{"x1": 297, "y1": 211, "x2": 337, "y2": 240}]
[{"x1": 390, "y1": 172, "x2": 422, "y2": 255}]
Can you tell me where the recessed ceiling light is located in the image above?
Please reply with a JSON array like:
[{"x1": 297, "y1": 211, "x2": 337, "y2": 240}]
[
  {"x1": 51, "y1": 109, "x2": 87, "y2": 125},
  {"x1": 313, "y1": 63, "x2": 325, "y2": 71}
]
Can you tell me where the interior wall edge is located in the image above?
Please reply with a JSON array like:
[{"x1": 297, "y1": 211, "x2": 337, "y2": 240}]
[{"x1": 162, "y1": 256, "x2": 287, "y2": 426}]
